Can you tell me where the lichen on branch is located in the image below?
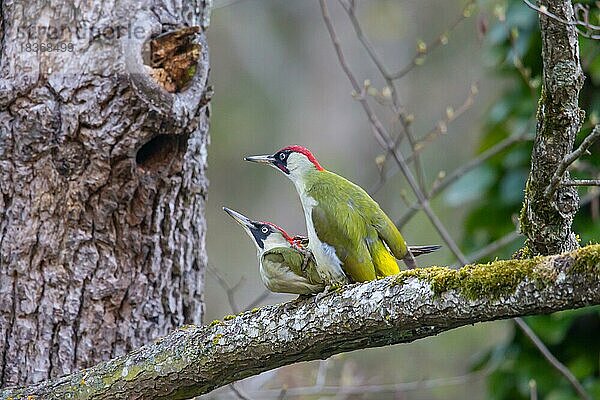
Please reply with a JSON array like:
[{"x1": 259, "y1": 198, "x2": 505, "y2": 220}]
[{"x1": 1, "y1": 245, "x2": 599, "y2": 400}]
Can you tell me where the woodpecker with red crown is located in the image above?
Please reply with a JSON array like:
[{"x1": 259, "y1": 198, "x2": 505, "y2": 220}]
[
  {"x1": 223, "y1": 207, "x2": 325, "y2": 294},
  {"x1": 245, "y1": 146, "x2": 440, "y2": 285}
]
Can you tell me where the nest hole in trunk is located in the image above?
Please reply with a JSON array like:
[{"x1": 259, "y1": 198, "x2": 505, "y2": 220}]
[
  {"x1": 136, "y1": 133, "x2": 188, "y2": 172},
  {"x1": 144, "y1": 26, "x2": 201, "y2": 93}
]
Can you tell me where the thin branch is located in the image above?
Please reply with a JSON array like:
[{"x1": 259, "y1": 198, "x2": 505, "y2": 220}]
[
  {"x1": 245, "y1": 290, "x2": 271, "y2": 310},
  {"x1": 563, "y1": 179, "x2": 600, "y2": 186},
  {"x1": 207, "y1": 264, "x2": 245, "y2": 314},
  {"x1": 336, "y1": 0, "x2": 392, "y2": 82},
  {"x1": 522, "y1": 0, "x2": 600, "y2": 40},
  {"x1": 238, "y1": 365, "x2": 495, "y2": 398},
  {"x1": 318, "y1": 0, "x2": 382, "y2": 143},
  {"x1": 514, "y1": 317, "x2": 592, "y2": 400},
  {"x1": 207, "y1": 264, "x2": 271, "y2": 313},
  {"x1": 396, "y1": 132, "x2": 529, "y2": 228},
  {"x1": 340, "y1": 1, "x2": 477, "y2": 191},
  {"x1": 546, "y1": 125, "x2": 600, "y2": 197},
  {"x1": 390, "y1": 2, "x2": 476, "y2": 80},
  {"x1": 408, "y1": 82, "x2": 479, "y2": 162},
  {"x1": 319, "y1": 0, "x2": 468, "y2": 265},
  {"x1": 428, "y1": 133, "x2": 528, "y2": 199},
  {"x1": 464, "y1": 230, "x2": 523, "y2": 265},
  {"x1": 3, "y1": 246, "x2": 599, "y2": 399},
  {"x1": 371, "y1": 82, "x2": 481, "y2": 195},
  {"x1": 229, "y1": 383, "x2": 254, "y2": 400},
  {"x1": 338, "y1": 0, "x2": 428, "y2": 191},
  {"x1": 529, "y1": 379, "x2": 538, "y2": 400}
]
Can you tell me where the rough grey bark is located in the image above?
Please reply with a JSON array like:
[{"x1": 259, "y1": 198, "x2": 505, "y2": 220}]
[
  {"x1": 520, "y1": 0, "x2": 585, "y2": 255},
  {"x1": 1, "y1": 245, "x2": 599, "y2": 400},
  {"x1": 0, "y1": 0, "x2": 211, "y2": 387}
]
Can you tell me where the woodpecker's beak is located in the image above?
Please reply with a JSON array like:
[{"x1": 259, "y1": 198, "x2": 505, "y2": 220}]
[
  {"x1": 223, "y1": 207, "x2": 255, "y2": 230},
  {"x1": 245, "y1": 153, "x2": 290, "y2": 174},
  {"x1": 244, "y1": 154, "x2": 275, "y2": 164}
]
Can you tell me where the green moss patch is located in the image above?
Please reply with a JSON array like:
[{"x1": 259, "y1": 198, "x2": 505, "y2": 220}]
[
  {"x1": 571, "y1": 244, "x2": 600, "y2": 274},
  {"x1": 396, "y1": 258, "x2": 539, "y2": 300},
  {"x1": 394, "y1": 245, "x2": 600, "y2": 301}
]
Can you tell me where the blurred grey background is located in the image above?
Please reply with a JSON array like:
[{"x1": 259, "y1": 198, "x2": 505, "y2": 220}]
[{"x1": 202, "y1": 0, "x2": 511, "y2": 398}]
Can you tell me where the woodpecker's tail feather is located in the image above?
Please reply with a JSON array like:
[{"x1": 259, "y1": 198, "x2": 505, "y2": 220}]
[{"x1": 408, "y1": 245, "x2": 442, "y2": 257}]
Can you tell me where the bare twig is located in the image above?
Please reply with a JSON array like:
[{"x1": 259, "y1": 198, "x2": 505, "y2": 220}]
[
  {"x1": 529, "y1": 380, "x2": 538, "y2": 400},
  {"x1": 207, "y1": 264, "x2": 245, "y2": 314},
  {"x1": 319, "y1": 0, "x2": 468, "y2": 265},
  {"x1": 245, "y1": 290, "x2": 271, "y2": 310},
  {"x1": 545, "y1": 125, "x2": 600, "y2": 197},
  {"x1": 522, "y1": 0, "x2": 600, "y2": 40},
  {"x1": 237, "y1": 366, "x2": 494, "y2": 398},
  {"x1": 396, "y1": 132, "x2": 530, "y2": 228},
  {"x1": 563, "y1": 179, "x2": 600, "y2": 186},
  {"x1": 338, "y1": 0, "x2": 427, "y2": 190},
  {"x1": 390, "y1": 1, "x2": 476, "y2": 80},
  {"x1": 207, "y1": 264, "x2": 271, "y2": 313},
  {"x1": 318, "y1": 0, "x2": 386, "y2": 148},
  {"x1": 229, "y1": 383, "x2": 254, "y2": 400},
  {"x1": 371, "y1": 81, "x2": 481, "y2": 195},
  {"x1": 514, "y1": 317, "x2": 592, "y2": 400},
  {"x1": 408, "y1": 82, "x2": 479, "y2": 160},
  {"x1": 341, "y1": 1, "x2": 477, "y2": 190},
  {"x1": 464, "y1": 230, "x2": 523, "y2": 265}
]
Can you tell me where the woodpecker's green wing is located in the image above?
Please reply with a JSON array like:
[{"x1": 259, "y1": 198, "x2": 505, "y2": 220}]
[
  {"x1": 262, "y1": 247, "x2": 322, "y2": 284},
  {"x1": 370, "y1": 211, "x2": 408, "y2": 260},
  {"x1": 308, "y1": 179, "x2": 377, "y2": 282},
  {"x1": 307, "y1": 170, "x2": 407, "y2": 280},
  {"x1": 312, "y1": 203, "x2": 376, "y2": 282}
]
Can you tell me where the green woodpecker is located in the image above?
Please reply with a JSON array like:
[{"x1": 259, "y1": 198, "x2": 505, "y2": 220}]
[
  {"x1": 245, "y1": 145, "x2": 440, "y2": 285},
  {"x1": 223, "y1": 207, "x2": 325, "y2": 294}
]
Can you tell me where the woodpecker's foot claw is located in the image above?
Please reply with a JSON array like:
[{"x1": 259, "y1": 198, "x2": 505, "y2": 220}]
[{"x1": 299, "y1": 248, "x2": 314, "y2": 273}]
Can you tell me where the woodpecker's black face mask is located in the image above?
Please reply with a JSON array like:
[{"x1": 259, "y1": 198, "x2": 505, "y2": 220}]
[
  {"x1": 272, "y1": 150, "x2": 291, "y2": 174},
  {"x1": 250, "y1": 223, "x2": 273, "y2": 249}
]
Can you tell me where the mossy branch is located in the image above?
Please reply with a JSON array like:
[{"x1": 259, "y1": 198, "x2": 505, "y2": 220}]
[{"x1": 2, "y1": 245, "x2": 600, "y2": 400}]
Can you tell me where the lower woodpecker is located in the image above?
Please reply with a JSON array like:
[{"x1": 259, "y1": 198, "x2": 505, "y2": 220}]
[{"x1": 223, "y1": 207, "x2": 325, "y2": 295}]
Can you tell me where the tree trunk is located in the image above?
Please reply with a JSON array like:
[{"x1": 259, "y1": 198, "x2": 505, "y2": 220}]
[
  {"x1": 519, "y1": 0, "x2": 584, "y2": 255},
  {"x1": 0, "y1": 0, "x2": 211, "y2": 387}
]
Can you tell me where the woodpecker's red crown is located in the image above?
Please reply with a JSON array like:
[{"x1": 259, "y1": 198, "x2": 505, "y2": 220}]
[
  {"x1": 261, "y1": 221, "x2": 296, "y2": 245},
  {"x1": 278, "y1": 145, "x2": 324, "y2": 171}
]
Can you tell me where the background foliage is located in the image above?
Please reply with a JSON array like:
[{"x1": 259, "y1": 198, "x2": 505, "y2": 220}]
[{"x1": 467, "y1": 1, "x2": 600, "y2": 398}]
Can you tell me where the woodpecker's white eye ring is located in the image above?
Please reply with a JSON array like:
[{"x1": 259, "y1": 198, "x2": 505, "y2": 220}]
[
  {"x1": 279, "y1": 153, "x2": 286, "y2": 160},
  {"x1": 261, "y1": 226, "x2": 269, "y2": 234}
]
